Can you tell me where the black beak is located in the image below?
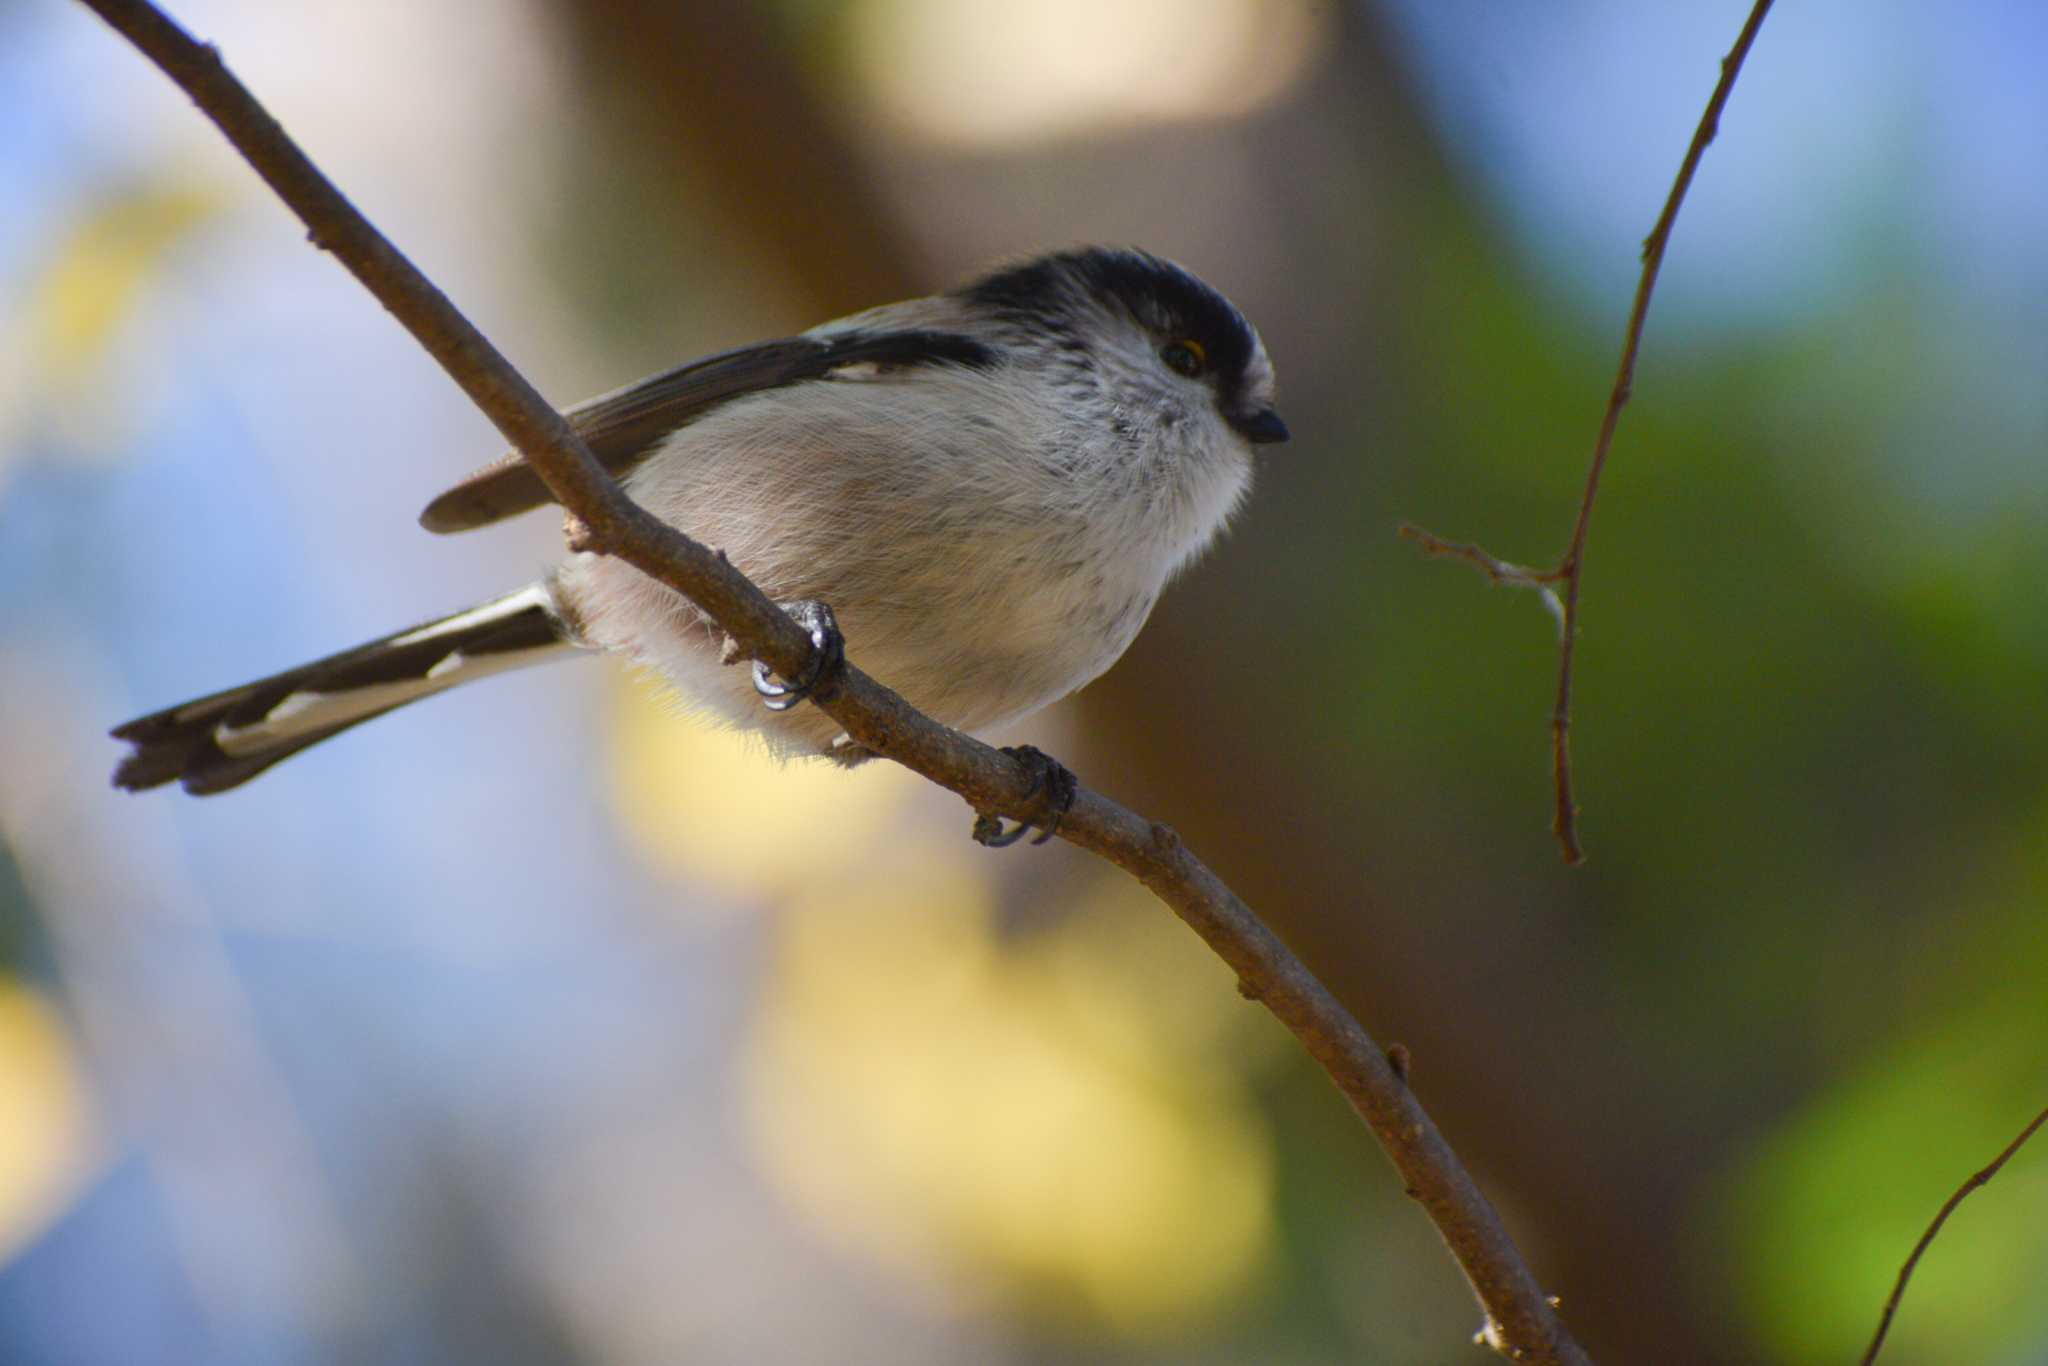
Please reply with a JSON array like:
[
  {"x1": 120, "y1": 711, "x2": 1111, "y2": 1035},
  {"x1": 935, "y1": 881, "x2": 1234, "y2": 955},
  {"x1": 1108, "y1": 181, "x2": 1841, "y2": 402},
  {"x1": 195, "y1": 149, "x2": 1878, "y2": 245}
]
[{"x1": 1232, "y1": 407, "x2": 1290, "y2": 445}]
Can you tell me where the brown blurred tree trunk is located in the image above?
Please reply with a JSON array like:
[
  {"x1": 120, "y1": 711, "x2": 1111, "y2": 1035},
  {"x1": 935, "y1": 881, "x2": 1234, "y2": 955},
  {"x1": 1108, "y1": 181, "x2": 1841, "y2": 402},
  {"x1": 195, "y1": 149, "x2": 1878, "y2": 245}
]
[{"x1": 548, "y1": 0, "x2": 921, "y2": 318}]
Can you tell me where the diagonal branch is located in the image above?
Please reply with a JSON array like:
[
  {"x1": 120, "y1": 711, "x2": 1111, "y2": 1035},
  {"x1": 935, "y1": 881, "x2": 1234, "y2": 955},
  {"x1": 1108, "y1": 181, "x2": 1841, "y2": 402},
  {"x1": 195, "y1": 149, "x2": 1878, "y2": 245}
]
[
  {"x1": 1859, "y1": 1103, "x2": 2048, "y2": 1366},
  {"x1": 1407, "y1": 0, "x2": 1775, "y2": 865},
  {"x1": 76, "y1": 1, "x2": 1591, "y2": 1360}
]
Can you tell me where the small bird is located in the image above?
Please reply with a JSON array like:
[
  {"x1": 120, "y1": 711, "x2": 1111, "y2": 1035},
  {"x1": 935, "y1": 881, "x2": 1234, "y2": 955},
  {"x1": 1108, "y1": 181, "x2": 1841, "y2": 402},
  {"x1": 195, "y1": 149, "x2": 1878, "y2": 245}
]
[{"x1": 111, "y1": 247, "x2": 1286, "y2": 812}]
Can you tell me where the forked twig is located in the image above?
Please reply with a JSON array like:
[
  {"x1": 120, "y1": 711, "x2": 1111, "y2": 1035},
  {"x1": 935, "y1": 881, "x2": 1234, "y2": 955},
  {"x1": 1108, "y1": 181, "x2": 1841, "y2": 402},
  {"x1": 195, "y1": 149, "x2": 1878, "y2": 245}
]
[
  {"x1": 1858, "y1": 1103, "x2": 2048, "y2": 1366},
  {"x1": 1406, "y1": 0, "x2": 1775, "y2": 864},
  {"x1": 1397, "y1": 523, "x2": 1567, "y2": 636}
]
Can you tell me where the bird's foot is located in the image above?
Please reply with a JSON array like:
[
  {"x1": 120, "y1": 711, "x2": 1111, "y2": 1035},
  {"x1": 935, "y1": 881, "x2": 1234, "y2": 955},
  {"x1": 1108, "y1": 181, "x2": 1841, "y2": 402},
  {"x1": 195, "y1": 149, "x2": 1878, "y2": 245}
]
[
  {"x1": 752, "y1": 600, "x2": 845, "y2": 712},
  {"x1": 973, "y1": 745, "x2": 1078, "y2": 848}
]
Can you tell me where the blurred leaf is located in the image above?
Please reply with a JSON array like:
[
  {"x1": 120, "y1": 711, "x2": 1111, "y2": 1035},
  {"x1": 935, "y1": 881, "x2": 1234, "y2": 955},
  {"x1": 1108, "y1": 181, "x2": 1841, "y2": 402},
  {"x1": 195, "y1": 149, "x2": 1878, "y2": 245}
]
[
  {"x1": 744, "y1": 857, "x2": 1277, "y2": 1338},
  {"x1": 607, "y1": 675, "x2": 922, "y2": 906},
  {"x1": 833, "y1": 0, "x2": 1331, "y2": 149},
  {"x1": 0, "y1": 976, "x2": 99, "y2": 1265},
  {"x1": 31, "y1": 185, "x2": 216, "y2": 378},
  {"x1": 1715, "y1": 1000, "x2": 2048, "y2": 1364},
  {"x1": 3, "y1": 179, "x2": 219, "y2": 472}
]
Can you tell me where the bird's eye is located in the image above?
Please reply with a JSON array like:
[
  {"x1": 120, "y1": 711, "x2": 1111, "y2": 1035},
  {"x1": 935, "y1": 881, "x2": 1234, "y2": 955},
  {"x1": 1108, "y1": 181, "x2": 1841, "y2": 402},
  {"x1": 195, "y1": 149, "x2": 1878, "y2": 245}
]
[{"x1": 1161, "y1": 339, "x2": 1206, "y2": 378}]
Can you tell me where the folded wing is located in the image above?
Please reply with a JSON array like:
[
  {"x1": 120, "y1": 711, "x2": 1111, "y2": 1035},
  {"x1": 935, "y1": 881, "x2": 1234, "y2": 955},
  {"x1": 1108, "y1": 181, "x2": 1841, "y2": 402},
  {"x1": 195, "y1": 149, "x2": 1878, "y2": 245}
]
[{"x1": 418, "y1": 329, "x2": 997, "y2": 533}]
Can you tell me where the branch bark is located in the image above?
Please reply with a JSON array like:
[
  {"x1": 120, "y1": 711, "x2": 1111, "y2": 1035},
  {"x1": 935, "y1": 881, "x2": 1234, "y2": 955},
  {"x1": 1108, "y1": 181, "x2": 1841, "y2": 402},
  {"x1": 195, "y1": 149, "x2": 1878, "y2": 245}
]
[{"x1": 76, "y1": 2, "x2": 1591, "y2": 1360}]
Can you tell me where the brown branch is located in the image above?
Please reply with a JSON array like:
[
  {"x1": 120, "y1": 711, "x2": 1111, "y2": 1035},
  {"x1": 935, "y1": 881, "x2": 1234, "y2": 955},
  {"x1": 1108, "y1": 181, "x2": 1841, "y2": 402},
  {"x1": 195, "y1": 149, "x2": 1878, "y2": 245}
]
[
  {"x1": 75, "y1": 1, "x2": 1591, "y2": 1361},
  {"x1": 1398, "y1": 523, "x2": 1563, "y2": 591},
  {"x1": 1858, "y1": 1103, "x2": 2048, "y2": 1366},
  {"x1": 1406, "y1": 0, "x2": 1775, "y2": 865}
]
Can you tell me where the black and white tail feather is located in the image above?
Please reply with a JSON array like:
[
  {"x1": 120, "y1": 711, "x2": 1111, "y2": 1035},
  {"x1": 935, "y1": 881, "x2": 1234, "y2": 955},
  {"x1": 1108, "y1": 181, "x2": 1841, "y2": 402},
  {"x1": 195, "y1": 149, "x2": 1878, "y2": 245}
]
[{"x1": 111, "y1": 585, "x2": 569, "y2": 794}]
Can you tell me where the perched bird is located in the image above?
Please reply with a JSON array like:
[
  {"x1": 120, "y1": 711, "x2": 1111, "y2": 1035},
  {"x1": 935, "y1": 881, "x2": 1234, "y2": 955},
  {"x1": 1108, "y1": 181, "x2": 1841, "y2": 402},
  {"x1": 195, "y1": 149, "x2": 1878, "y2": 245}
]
[{"x1": 111, "y1": 247, "x2": 1286, "y2": 817}]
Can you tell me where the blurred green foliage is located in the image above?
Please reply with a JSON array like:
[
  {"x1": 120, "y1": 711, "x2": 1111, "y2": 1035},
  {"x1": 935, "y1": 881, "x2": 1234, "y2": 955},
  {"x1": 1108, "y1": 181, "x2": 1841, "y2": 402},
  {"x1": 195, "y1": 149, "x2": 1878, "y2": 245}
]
[{"x1": 1351, "y1": 166, "x2": 2048, "y2": 1366}]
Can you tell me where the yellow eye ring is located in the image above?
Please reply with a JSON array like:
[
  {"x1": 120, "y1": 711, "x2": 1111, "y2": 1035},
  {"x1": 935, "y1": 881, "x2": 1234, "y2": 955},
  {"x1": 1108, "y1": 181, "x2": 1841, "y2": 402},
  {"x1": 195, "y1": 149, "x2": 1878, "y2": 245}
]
[{"x1": 1161, "y1": 339, "x2": 1206, "y2": 378}]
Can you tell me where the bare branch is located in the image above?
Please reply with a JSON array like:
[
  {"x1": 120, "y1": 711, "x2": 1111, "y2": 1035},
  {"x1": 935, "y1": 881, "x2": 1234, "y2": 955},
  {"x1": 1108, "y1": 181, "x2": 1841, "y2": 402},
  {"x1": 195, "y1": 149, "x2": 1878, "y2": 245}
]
[
  {"x1": 75, "y1": 0, "x2": 1590, "y2": 1360},
  {"x1": 1406, "y1": 0, "x2": 1775, "y2": 865},
  {"x1": 1398, "y1": 523, "x2": 1563, "y2": 592},
  {"x1": 1859, "y1": 1103, "x2": 2048, "y2": 1366},
  {"x1": 1397, "y1": 524, "x2": 1567, "y2": 636}
]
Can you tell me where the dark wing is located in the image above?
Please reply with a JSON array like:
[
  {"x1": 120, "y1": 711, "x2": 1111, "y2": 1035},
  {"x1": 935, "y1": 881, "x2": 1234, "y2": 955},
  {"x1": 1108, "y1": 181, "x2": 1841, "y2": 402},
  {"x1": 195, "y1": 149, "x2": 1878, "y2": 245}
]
[{"x1": 419, "y1": 329, "x2": 997, "y2": 533}]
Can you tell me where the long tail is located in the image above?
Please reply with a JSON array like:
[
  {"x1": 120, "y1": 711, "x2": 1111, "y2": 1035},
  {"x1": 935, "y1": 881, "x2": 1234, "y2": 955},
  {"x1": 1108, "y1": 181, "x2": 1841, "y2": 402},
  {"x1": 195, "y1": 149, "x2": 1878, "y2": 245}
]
[{"x1": 111, "y1": 584, "x2": 573, "y2": 795}]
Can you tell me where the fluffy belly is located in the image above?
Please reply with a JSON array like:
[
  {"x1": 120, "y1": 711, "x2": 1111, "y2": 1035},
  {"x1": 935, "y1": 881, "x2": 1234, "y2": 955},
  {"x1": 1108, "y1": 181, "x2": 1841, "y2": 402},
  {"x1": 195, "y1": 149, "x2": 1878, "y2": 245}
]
[{"x1": 552, "y1": 545, "x2": 1157, "y2": 759}]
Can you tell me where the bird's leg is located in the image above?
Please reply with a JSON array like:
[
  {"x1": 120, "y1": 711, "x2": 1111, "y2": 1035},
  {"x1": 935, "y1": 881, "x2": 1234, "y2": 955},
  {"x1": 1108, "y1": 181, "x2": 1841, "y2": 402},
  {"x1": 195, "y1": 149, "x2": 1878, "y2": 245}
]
[
  {"x1": 973, "y1": 745, "x2": 1079, "y2": 848},
  {"x1": 752, "y1": 600, "x2": 846, "y2": 712}
]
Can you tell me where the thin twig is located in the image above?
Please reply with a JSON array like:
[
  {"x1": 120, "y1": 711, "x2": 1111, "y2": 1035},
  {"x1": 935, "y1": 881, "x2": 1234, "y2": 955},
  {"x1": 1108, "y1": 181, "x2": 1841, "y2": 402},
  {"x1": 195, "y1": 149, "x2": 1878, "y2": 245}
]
[
  {"x1": 75, "y1": 2, "x2": 1590, "y2": 1361},
  {"x1": 1398, "y1": 523, "x2": 1561, "y2": 589},
  {"x1": 1406, "y1": 0, "x2": 1774, "y2": 865},
  {"x1": 1397, "y1": 524, "x2": 1567, "y2": 637},
  {"x1": 1858, "y1": 1103, "x2": 2048, "y2": 1366}
]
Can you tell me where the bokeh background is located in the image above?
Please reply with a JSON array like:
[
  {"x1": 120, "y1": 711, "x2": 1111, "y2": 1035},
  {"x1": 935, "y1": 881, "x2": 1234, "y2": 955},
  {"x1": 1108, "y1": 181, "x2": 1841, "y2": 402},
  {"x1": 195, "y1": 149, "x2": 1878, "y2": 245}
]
[{"x1": 4, "y1": 1, "x2": 2047, "y2": 1362}]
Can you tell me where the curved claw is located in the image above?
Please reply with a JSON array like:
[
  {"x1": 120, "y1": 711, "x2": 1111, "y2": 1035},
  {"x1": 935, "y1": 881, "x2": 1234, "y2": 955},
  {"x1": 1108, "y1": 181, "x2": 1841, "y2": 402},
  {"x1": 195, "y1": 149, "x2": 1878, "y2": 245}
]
[
  {"x1": 975, "y1": 745, "x2": 1079, "y2": 848},
  {"x1": 752, "y1": 600, "x2": 845, "y2": 712},
  {"x1": 978, "y1": 814, "x2": 1038, "y2": 849},
  {"x1": 751, "y1": 658, "x2": 803, "y2": 711}
]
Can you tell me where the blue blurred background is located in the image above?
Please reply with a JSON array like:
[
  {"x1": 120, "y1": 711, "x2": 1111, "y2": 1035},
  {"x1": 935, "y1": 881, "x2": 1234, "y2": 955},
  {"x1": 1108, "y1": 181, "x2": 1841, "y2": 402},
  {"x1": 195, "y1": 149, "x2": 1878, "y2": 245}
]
[{"x1": 3, "y1": 2, "x2": 2046, "y2": 1362}]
